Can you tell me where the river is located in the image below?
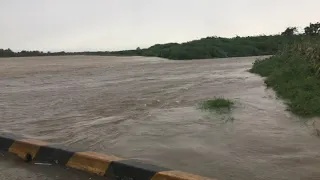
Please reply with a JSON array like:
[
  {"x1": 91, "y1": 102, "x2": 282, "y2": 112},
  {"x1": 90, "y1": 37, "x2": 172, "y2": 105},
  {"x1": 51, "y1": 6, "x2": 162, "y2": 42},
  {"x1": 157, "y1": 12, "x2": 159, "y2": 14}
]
[{"x1": 1, "y1": 56, "x2": 320, "y2": 180}]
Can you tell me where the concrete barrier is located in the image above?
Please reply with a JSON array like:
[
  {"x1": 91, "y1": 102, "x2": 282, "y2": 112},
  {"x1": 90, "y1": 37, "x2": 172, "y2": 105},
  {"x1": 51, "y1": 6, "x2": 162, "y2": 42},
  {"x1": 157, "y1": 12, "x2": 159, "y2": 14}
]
[{"x1": 0, "y1": 134, "x2": 216, "y2": 180}]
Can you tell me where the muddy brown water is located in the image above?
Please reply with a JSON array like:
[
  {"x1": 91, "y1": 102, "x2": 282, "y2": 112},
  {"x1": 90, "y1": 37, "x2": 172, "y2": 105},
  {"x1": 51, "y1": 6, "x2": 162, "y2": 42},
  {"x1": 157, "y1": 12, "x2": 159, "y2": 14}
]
[{"x1": 1, "y1": 56, "x2": 320, "y2": 180}]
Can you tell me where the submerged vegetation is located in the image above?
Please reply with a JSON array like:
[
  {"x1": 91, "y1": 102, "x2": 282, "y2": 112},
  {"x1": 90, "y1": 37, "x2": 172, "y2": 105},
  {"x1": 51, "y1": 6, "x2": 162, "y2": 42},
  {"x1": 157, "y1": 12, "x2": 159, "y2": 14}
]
[
  {"x1": 1, "y1": 22, "x2": 319, "y2": 60},
  {"x1": 250, "y1": 37, "x2": 320, "y2": 116},
  {"x1": 200, "y1": 98, "x2": 234, "y2": 111}
]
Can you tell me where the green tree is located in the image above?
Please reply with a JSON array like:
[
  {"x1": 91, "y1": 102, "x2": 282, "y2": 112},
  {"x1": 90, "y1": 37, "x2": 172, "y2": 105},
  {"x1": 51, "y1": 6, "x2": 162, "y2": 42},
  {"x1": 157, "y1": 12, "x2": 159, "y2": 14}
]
[
  {"x1": 281, "y1": 27, "x2": 297, "y2": 36},
  {"x1": 136, "y1": 47, "x2": 142, "y2": 55},
  {"x1": 0, "y1": 48, "x2": 15, "y2": 57},
  {"x1": 304, "y1": 22, "x2": 320, "y2": 36}
]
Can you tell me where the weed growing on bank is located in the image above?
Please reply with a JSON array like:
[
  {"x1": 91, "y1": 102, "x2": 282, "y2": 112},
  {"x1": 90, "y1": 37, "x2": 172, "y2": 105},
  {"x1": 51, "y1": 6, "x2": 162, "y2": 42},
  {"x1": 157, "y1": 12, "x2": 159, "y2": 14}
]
[
  {"x1": 200, "y1": 98, "x2": 234, "y2": 111},
  {"x1": 250, "y1": 39, "x2": 320, "y2": 116}
]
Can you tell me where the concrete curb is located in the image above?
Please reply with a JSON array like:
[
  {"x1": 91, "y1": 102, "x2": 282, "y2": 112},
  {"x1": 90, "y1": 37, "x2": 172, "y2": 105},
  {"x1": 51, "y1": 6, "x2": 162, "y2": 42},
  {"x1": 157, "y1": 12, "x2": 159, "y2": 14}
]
[{"x1": 0, "y1": 134, "x2": 216, "y2": 180}]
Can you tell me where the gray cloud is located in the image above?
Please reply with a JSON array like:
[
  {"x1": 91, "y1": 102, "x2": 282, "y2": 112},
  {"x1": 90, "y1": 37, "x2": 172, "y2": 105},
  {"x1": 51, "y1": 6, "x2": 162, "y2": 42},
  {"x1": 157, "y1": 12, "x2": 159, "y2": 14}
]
[{"x1": 0, "y1": 0, "x2": 319, "y2": 51}]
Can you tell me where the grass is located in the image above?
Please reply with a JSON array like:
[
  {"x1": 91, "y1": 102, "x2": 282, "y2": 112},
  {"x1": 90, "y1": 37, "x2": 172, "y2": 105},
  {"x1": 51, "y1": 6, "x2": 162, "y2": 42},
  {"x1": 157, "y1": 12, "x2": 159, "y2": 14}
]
[
  {"x1": 200, "y1": 98, "x2": 234, "y2": 110},
  {"x1": 250, "y1": 39, "x2": 320, "y2": 117}
]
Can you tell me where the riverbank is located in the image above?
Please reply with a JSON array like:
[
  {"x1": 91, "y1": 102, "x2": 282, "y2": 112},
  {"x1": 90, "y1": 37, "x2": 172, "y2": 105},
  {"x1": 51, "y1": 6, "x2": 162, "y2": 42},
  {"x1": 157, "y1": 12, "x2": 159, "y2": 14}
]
[
  {"x1": 0, "y1": 35, "x2": 305, "y2": 60},
  {"x1": 250, "y1": 39, "x2": 320, "y2": 117}
]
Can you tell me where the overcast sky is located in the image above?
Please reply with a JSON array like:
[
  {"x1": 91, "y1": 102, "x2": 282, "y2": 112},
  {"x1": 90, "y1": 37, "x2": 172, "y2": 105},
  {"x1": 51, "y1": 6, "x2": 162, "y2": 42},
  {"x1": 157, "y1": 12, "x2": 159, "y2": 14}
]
[{"x1": 0, "y1": 0, "x2": 319, "y2": 52}]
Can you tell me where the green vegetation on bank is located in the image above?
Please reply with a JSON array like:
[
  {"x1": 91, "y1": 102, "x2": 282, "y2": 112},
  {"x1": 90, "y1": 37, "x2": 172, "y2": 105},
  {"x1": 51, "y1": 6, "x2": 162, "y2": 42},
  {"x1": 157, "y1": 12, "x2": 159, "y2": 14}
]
[
  {"x1": 0, "y1": 49, "x2": 70, "y2": 57},
  {"x1": 0, "y1": 35, "x2": 299, "y2": 59},
  {"x1": 200, "y1": 98, "x2": 234, "y2": 110},
  {"x1": 250, "y1": 38, "x2": 320, "y2": 117},
  {"x1": 1, "y1": 22, "x2": 319, "y2": 59}
]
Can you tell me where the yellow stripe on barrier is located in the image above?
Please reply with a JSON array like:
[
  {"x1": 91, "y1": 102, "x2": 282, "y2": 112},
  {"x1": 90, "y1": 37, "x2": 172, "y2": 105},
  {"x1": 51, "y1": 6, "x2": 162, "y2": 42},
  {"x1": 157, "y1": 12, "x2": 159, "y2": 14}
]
[
  {"x1": 1, "y1": 135, "x2": 217, "y2": 180},
  {"x1": 66, "y1": 151, "x2": 123, "y2": 176},
  {"x1": 8, "y1": 139, "x2": 48, "y2": 161},
  {"x1": 152, "y1": 170, "x2": 217, "y2": 180}
]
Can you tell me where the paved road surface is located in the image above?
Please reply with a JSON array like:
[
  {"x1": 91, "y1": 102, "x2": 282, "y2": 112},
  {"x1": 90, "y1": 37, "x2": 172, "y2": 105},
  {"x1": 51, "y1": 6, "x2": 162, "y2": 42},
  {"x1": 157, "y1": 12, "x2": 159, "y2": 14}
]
[{"x1": 0, "y1": 151, "x2": 105, "y2": 180}]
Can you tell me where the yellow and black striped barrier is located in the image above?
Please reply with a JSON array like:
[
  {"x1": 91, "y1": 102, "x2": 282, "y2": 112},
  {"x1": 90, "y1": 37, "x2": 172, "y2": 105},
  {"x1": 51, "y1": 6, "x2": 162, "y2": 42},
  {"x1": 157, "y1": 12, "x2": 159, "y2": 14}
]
[{"x1": 0, "y1": 134, "x2": 216, "y2": 180}]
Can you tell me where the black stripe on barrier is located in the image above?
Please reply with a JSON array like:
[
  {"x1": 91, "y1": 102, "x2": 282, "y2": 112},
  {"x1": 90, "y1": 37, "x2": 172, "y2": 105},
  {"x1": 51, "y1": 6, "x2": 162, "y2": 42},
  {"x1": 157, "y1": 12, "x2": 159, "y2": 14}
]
[
  {"x1": 0, "y1": 136, "x2": 15, "y2": 151},
  {"x1": 34, "y1": 145, "x2": 76, "y2": 165},
  {"x1": 106, "y1": 159, "x2": 170, "y2": 180}
]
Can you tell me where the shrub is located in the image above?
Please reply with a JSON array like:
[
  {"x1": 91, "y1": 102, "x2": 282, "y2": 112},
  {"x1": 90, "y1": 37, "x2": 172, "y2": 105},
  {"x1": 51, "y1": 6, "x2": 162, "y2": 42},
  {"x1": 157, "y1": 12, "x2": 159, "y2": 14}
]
[
  {"x1": 250, "y1": 39, "x2": 320, "y2": 116},
  {"x1": 200, "y1": 98, "x2": 234, "y2": 110}
]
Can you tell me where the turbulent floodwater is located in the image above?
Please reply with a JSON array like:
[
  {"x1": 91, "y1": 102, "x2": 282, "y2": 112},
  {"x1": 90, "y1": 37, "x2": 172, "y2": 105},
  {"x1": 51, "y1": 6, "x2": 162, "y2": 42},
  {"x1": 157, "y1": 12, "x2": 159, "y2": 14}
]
[{"x1": 1, "y1": 56, "x2": 320, "y2": 180}]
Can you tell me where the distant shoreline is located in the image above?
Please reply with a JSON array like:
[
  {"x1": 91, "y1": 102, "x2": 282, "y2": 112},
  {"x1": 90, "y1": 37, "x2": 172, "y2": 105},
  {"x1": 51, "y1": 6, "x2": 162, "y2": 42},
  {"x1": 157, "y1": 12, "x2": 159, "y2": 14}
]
[{"x1": 1, "y1": 21, "x2": 319, "y2": 60}]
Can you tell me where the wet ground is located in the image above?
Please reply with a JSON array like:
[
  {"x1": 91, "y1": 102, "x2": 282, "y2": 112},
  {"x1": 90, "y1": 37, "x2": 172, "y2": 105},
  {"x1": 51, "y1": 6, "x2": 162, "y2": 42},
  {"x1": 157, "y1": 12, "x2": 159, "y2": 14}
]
[{"x1": 1, "y1": 56, "x2": 320, "y2": 180}]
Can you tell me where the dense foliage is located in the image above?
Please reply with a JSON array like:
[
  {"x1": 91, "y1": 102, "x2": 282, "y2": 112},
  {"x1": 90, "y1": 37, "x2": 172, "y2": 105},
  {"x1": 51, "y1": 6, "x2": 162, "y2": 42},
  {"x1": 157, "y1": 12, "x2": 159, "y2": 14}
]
[
  {"x1": 281, "y1": 27, "x2": 298, "y2": 36},
  {"x1": 250, "y1": 37, "x2": 320, "y2": 116},
  {"x1": 1, "y1": 22, "x2": 319, "y2": 60},
  {"x1": 0, "y1": 48, "x2": 69, "y2": 57},
  {"x1": 304, "y1": 22, "x2": 320, "y2": 36},
  {"x1": 132, "y1": 35, "x2": 301, "y2": 60},
  {"x1": 0, "y1": 35, "x2": 302, "y2": 59}
]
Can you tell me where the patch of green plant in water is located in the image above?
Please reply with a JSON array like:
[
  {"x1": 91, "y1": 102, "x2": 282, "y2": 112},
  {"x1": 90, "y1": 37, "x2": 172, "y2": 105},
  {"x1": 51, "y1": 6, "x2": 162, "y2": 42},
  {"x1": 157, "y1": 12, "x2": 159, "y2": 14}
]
[{"x1": 200, "y1": 98, "x2": 234, "y2": 111}]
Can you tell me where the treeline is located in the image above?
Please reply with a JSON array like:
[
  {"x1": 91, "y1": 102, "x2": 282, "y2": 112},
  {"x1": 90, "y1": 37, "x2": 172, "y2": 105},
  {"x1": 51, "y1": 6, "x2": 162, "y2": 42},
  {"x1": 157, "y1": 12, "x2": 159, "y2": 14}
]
[
  {"x1": 1, "y1": 22, "x2": 319, "y2": 60},
  {"x1": 118, "y1": 22, "x2": 320, "y2": 60},
  {"x1": 0, "y1": 49, "x2": 74, "y2": 57},
  {"x1": 0, "y1": 48, "x2": 133, "y2": 58}
]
